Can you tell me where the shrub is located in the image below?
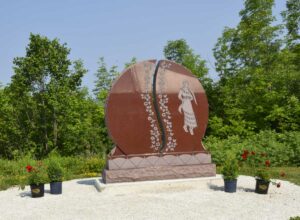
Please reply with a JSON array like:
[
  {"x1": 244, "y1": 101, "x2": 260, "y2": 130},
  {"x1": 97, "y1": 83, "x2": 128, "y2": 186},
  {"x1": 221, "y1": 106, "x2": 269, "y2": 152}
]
[
  {"x1": 255, "y1": 169, "x2": 271, "y2": 181},
  {"x1": 21, "y1": 161, "x2": 48, "y2": 188},
  {"x1": 221, "y1": 153, "x2": 239, "y2": 180},
  {"x1": 204, "y1": 130, "x2": 300, "y2": 167},
  {"x1": 0, "y1": 154, "x2": 106, "y2": 191},
  {"x1": 47, "y1": 160, "x2": 64, "y2": 182}
]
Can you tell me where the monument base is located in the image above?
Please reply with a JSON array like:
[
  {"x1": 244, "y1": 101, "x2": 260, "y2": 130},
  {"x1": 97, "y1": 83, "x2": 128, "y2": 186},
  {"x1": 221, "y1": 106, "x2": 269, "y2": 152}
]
[
  {"x1": 102, "y1": 152, "x2": 216, "y2": 183},
  {"x1": 102, "y1": 163, "x2": 216, "y2": 183}
]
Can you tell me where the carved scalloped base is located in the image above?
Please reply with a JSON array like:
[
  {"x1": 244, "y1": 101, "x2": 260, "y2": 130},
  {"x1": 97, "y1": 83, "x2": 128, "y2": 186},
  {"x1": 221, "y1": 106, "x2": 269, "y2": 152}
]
[
  {"x1": 107, "y1": 153, "x2": 212, "y2": 170},
  {"x1": 102, "y1": 163, "x2": 216, "y2": 184}
]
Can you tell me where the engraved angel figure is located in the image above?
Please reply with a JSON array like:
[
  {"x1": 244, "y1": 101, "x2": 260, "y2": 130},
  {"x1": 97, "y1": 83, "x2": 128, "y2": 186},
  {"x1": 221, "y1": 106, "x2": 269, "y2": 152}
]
[{"x1": 178, "y1": 80, "x2": 198, "y2": 135}]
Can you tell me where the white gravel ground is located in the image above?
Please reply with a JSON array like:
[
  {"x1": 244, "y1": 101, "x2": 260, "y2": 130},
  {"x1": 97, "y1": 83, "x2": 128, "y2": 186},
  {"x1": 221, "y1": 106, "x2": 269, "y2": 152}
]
[{"x1": 0, "y1": 175, "x2": 299, "y2": 220}]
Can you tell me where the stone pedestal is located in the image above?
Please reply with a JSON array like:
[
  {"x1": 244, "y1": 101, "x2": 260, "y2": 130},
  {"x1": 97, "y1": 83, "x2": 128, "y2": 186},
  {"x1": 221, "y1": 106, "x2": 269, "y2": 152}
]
[{"x1": 102, "y1": 152, "x2": 216, "y2": 183}]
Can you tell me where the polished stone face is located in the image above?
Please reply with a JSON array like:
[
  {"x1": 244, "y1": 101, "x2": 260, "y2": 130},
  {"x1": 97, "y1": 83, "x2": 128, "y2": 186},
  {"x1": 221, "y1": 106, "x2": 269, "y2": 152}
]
[{"x1": 106, "y1": 60, "x2": 209, "y2": 157}]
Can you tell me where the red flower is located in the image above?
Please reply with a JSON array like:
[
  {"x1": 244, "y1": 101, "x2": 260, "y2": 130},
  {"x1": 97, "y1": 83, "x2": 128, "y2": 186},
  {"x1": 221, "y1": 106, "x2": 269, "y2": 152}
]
[
  {"x1": 241, "y1": 150, "x2": 249, "y2": 160},
  {"x1": 276, "y1": 182, "x2": 281, "y2": 188},
  {"x1": 26, "y1": 165, "x2": 33, "y2": 172},
  {"x1": 280, "y1": 172, "x2": 286, "y2": 177},
  {"x1": 265, "y1": 160, "x2": 270, "y2": 167},
  {"x1": 251, "y1": 151, "x2": 255, "y2": 155}
]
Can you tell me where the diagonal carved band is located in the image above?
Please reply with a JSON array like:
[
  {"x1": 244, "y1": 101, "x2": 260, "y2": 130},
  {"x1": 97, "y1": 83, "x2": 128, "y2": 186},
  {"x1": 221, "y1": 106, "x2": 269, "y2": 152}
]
[{"x1": 152, "y1": 60, "x2": 166, "y2": 153}]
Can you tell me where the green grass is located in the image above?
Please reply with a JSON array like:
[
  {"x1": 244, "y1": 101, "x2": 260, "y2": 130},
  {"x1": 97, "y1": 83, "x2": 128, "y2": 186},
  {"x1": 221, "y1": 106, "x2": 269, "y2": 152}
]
[{"x1": 217, "y1": 166, "x2": 300, "y2": 186}]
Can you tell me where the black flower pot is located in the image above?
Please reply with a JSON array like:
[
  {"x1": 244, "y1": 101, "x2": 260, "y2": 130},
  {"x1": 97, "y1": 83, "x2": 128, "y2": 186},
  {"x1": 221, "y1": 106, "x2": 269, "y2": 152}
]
[
  {"x1": 224, "y1": 179, "x2": 237, "y2": 193},
  {"x1": 255, "y1": 179, "x2": 270, "y2": 194},
  {"x1": 50, "y1": 182, "x2": 62, "y2": 194},
  {"x1": 30, "y1": 184, "x2": 45, "y2": 198}
]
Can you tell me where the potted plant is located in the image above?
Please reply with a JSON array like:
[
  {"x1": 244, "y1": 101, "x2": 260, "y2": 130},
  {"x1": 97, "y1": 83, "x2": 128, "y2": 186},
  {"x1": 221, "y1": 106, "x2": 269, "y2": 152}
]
[
  {"x1": 241, "y1": 150, "x2": 282, "y2": 194},
  {"x1": 47, "y1": 160, "x2": 64, "y2": 194},
  {"x1": 221, "y1": 153, "x2": 239, "y2": 193},
  {"x1": 255, "y1": 168, "x2": 271, "y2": 194},
  {"x1": 24, "y1": 162, "x2": 48, "y2": 198}
]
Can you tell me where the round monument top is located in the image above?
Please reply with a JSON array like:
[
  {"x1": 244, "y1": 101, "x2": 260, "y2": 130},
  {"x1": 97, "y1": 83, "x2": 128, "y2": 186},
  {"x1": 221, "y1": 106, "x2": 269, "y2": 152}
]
[{"x1": 106, "y1": 59, "x2": 208, "y2": 156}]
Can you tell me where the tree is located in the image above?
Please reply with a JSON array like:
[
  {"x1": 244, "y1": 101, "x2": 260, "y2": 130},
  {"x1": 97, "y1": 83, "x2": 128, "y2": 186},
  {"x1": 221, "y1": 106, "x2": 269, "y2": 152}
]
[
  {"x1": 282, "y1": 0, "x2": 300, "y2": 46},
  {"x1": 214, "y1": 0, "x2": 281, "y2": 78},
  {"x1": 234, "y1": 0, "x2": 281, "y2": 68},
  {"x1": 164, "y1": 39, "x2": 208, "y2": 79},
  {"x1": 6, "y1": 33, "x2": 107, "y2": 157},
  {"x1": 281, "y1": 0, "x2": 300, "y2": 77},
  {"x1": 0, "y1": 86, "x2": 19, "y2": 158},
  {"x1": 93, "y1": 57, "x2": 119, "y2": 105},
  {"x1": 164, "y1": 39, "x2": 193, "y2": 64},
  {"x1": 213, "y1": 27, "x2": 239, "y2": 81},
  {"x1": 211, "y1": 0, "x2": 300, "y2": 136},
  {"x1": 124, "y1": 57, "x2": 137, "y2": 68}
]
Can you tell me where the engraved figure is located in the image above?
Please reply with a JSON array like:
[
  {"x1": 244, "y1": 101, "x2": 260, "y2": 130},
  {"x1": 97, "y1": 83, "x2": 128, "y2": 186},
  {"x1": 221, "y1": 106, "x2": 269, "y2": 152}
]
[{"x1": 178, "y1": 80, "x2": 198, "y2": 135}]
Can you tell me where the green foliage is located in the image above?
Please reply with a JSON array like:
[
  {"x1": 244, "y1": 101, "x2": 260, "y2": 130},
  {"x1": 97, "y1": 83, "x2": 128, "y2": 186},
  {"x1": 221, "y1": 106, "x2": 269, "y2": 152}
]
[
  {"x1": 239, "y1": 148, "x2": 274, "y2": 181},
  {"x1": 0, "y1": 154, "x2": 35, "y2": 190},
  {"x1": 0, "y1": 34, "x2": 111, "y2": 158},
  {"x1": 221, "y1": 153, "x2": 239, "y2": 180},
  {"x1": 47, "y1": 159, "x2": 64, "y2": 182},
  {"x1": 205, "y1": 130, "x2": 300, "y2": 167},
  {"x1": 211, "y1": 0, "x2": 300, "y2": 136},
  {"x1": 25, "y1": 161, "x2": 48, "y2": 186},
  {"x1": 282, "y1": 0, "x2": 300, "y2": 46},
  {"x1": 290, "y1": 216, "x2": 300, "y2": 220},
  {"x1": 255, "y1": 168, "x2": 271, "y2": 181},
  {"x1": 164, "y1": 39, "x2": 192, "y2": 64},
  {"x1": 93, "y1": 57, "x2": 119, "y2": 105},
  {"x1": 0, "y1": 154, "x2": 106, "y2": 191},
  {"x1": 233, "y1": 166, "x2": 300, "y2": 186},
  {"x1": 124, "y1": 57, "x2": 137, "y2": 69},
  {"x1": 163, "y1": 39, "x2": 209, "y2": 81}
]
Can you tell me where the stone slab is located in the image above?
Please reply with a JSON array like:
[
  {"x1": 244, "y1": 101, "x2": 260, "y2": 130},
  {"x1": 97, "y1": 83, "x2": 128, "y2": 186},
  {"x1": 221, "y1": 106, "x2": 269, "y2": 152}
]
[{"x1": 102, "y1": 163, "x2": 216, "y2": 184}]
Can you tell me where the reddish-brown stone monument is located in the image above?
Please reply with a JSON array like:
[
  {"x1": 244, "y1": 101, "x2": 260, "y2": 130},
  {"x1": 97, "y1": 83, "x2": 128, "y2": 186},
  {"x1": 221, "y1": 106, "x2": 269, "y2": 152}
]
[{"x1": 102, "y1": 60, "x2": 216, "y2": 183}]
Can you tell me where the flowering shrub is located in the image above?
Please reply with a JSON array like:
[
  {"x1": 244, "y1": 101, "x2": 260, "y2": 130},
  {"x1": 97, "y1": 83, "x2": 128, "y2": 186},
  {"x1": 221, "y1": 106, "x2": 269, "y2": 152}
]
[
  {"x1": 205, "y1": 130, "x2": 300, "y2": 166},
  {"x1": 240, "y1": 149, "x2": 283, "y2": 187},
  {"x1": 24, "y1": 162, "x2": 48, "y2": 187},
  {"x1": 26, "y1": 165, "x2": 33, "y2": 172}
]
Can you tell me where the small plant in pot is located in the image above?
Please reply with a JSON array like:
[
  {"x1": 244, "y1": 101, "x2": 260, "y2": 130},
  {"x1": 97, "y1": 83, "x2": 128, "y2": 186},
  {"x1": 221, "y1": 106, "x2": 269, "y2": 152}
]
[
  {"x1": 47, "y1": 160, "x2": 64, "y2": 195},
  {"x1": 221, "y1": 153, "x2": 239, "y2": 193},
  {"x1": 23, "y1": 162, "x2": 48, "y2": 198},
  {"x1": 255, "y1": 168, "x2": 271, "y2": 194}
]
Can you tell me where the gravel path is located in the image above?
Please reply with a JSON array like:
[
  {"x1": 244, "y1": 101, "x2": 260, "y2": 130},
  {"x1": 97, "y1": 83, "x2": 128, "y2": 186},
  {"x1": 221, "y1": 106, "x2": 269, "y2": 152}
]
[{"x1": 0, "y1": 175, "x2": 299, "y2": 220}]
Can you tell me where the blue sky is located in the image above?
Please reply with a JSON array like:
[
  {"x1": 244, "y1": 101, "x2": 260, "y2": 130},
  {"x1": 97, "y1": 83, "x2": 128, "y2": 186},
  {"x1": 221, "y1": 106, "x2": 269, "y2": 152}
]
[{"x1": 0, "y1": 0, "x2": 286, "y2": 90}]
